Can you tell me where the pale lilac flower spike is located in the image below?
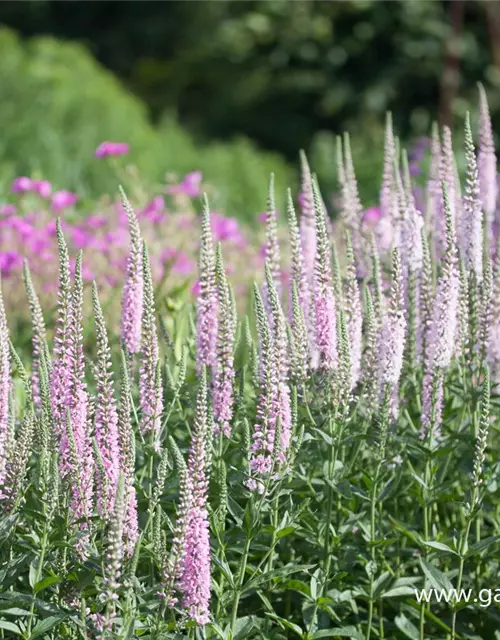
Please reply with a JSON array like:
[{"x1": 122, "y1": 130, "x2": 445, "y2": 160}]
[
  {"x1": 477, "y1": 84, "x2": 497, "y2": 229},
  {"x1": 265, "y1": 262, "x2": 292, "y2": 457},
  {"x1": 439, "y1": 126, "x2": 458, "y2": 253},
  {"x1": 179, "y1": 368, "x2": 211, "y2": 625},
  {"x1": 213, "y1": 245, "x2": 236, "y2": 438},
  {"x1": 377, "y1": 248, "x2": 406, "y2": 417},
  {"x1": 426, "y1": 122, "x2": 441, "y2": 227},
  {"x1": 381, "y1": 112, "x2": 396, "y2": 220},
  {"x1": 196, "y1": 194, "x2": 218, "y2": 372},
  {"x1": 120, "y1": 187, "x2": 144, "y2": 355},
  {"x1": 298, "y1": 151, "x2": 316, "y2": 288},
  {"x1": 93, "y1": 281, "x2": 121, "y2": 517},
  {"x1": 462, "y1": 112, "x2": 484, "y2": 282},
  {"x1": 65, "y1": 252, "x2": 93, "y2": 531},
  {"x1": 23, "y1": 260, "x2": 48, "y2": 410},
  {"x1": 311, "y1": 177, "x2": 337, "y2": 371},
  {"x1": 344, "y1": 232, "x2": 362, "y2": 388},
  {"x1": 139, "y1": 242, "x2": 163, "y2": 439},
  {"x1": 286, "y1": 188, "x2": 309, "y2": 318},
  {"x1": 263, "y1": 173, "x2": 281, "y2": 299},
  {"x1": 0, "y1": 274, "x2": 10, "y2": 488},
  {"x1": 421, "y1": 184, "x2": 459, "y2": 437}
]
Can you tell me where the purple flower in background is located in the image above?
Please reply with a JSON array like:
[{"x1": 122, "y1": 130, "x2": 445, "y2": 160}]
[
  {"x1": 86, "y1": 215, "x2": 107, "y2": 229},
  {"x1": 167, "y1": 171, "x2": 202, "y2": 198},
  {"x1": 0, "y1": 252, "x2": 22, "y2": 276},
  {"x1": 52, "y1": 190, "x2": 78, "y2": 212},
  {"x1": 95, "y1": 141, "x2": 129, "y2": 158},
  {"x1": 211, "y1": 213, "x2": 242, "y2": 243},
  {"x1": 11, "y1": 177, "x2": 33, "y2": 193},
  {"x1": 32, "y1": 180, "x2": 52, "y2": 199},
  {"x1": 0, "y1": 205, "x2": 16, "y2": 217},
  {"x1": 142, "y1": 196, "x2": 165, "y2": 223},
  {"x1": 362, "y1": 206, "x2": 382, "y2": 228}
]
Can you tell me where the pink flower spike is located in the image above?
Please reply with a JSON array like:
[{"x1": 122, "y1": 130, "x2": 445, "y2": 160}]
[
  {"x1": 32, "y1": 180, "x2": 52, "y2": 199},
  {"x1": 52, "y1": 190, "x2": 78, "y2": 212},
  {"x1": 11, "y1": 177, "x2": 33, "y2": 193},
  {"x1": 95, "y1": 141, "x2": 130, "y2": 158}
]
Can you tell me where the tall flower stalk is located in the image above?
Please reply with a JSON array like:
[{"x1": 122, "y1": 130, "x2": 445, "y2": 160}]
[
  {"x1": 139, "y1": 243, "x2": 163, "y2": 439},
  {"x1": 196, "y1": 194, "x2": 218, "y2": 372},
  {"x1": 120, "y1": 187, "x2": 144, "y2": 355},
  {"x1": 213, "y1": 244, "x2": 236, "y2": 438},
  {"x1": 93, "y1": 281, "x2": 121, "y2": 518},
  {"x1": 0, "y1": 274, "x2": 10, "y2": 489},
  {"x1": 477, "y1": 84, "x2": 497, "y2": 233},
  {"x1": 177, "y1": 368, "x2": 212, "y2": 624}
]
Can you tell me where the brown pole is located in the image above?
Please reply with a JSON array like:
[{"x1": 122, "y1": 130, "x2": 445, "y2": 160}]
[{"x1": 439, "y1": 0, "x2": 466, "y2": 128}]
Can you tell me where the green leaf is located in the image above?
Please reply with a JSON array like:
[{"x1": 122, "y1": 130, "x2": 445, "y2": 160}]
[
  {"x1": 0, "y1": 620, "x2": 22, "y2": 635},
  {"x1": 419, "y1": 559, "x2": 453, "y2": 592},
  {"x1": 467, "y1": 536, "x2": 500, "y2": 556},
  {"x1": 266, "y1": 613, "x2": 303, "y2": 637},
  {"x1": 29, "y1": 615, "x2": 67, "y2": 639},
  {"x1": 382, "y1": 586, "x2": 417, "y2": 598},
  {"x1": 423, "y1": 541, "x2": 457, "y2": 555},
  {"x1": 34, "y1": 576, "x2": 62, "y2": 593},
  {"x1": 312, "y1": 628, "x2": 363, "y2": 639},
  {"x1": 29, "y1": 560, "x2": 38, "y2": 589},
  {"x1": 395, "y1": 614, "x2": 419, "y2": 640}
]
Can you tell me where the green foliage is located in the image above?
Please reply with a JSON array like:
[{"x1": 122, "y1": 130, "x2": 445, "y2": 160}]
[{"x1": 0, "y1": 28, "x2": 293, "y2": 221}]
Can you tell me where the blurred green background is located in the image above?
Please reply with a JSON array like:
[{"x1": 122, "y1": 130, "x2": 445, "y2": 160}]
[{"x1": 0, "y1": 0, "x2": 498, "y2": 221}]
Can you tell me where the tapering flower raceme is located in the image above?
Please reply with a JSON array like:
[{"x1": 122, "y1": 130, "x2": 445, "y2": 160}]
[
  {"x1": 262, "y1": 173, "x2": 281, "y2": 306},
  {"x1": 421, "y1": 185, "x2": 460, "y2": 436},
  {"x1": 265, "y1": 263, "x2": 292, "y2": 458},
  {"x1": 117, "y1": 350, "x2": 138, "y2": 556},
  {"x1": 139, "y1": 243, "x2": 163, "y2": 439},
  {"x1": 248, "y1": 284, "x2": 279, "y2": 489},
  {"x1": 178, "y1": 368, "x2": 211, "y2": 625},
  {"x1": 312, "y1": 178, "x2": 337, "y2": 371},
  {"x1": 400, "y1": 153, "x2": 424, "y2": 275},
  {"x1": 50, "y1": 219, "x2": 73, "y2": 446},
  {"x1": 290, "y1": 281, "x2": 309, "y2": 385},
  {"x1": 23, "y1": 261, "x2": 49, "y2": 410},
  {"x1": 362, "y1": 286, "x2": 378, "y2": 412},
  {"x1": 377, "y1": 249, "x2": 406, "y2": 416},
  {"x1": 102, "y1": 472, "x2": 126, "y2": 614},
  {"x1": 65, "y1": 254, "x2": 94, "y2": 530},
  {"x1": 196, "y1": 194, "x2": 218, "y2": 372},
  {"x1": 120, "y1": 187, "x2": 144, "y2": 355},
  {"x1": 479, "y1": 258, "x2": 493, "y2": 363},
  {"x1": 0, "y1": 275, "x2": 10, "y2": 488},
  {"x1": 287, "y1": 188, "x2": 309, "y2": 320},
  {"x1": 461, "y1": 113, "x2": 484, "y2": 282},
  {"x1": 380, "y1": 112, "x2": 396, "y2": 220},
  {"x1": 340, "y1": 133, "x2": 364, "y2": 270},
  {"x1": 344, "y1": 232, "x2": 362, "y2": 388},
  {"x1": 438, "y1": 126, "x2": 458, "y2": 253},
  {"x1": 477, "y1": 84, "x2": 497, "y2": 227},
  {"x1": 426, "y1": 122, "x2": 441, "y2": 228},
  {"x1": 419, "y1": 229, "x2": 434, "y2": 363},
  {"x1": 0, "y1": 409, "x2": 34, "y2": 510},
  {"x1": 93, "y1": 281, "x2": 121, "y2": 518},
  {"x1": 370, "y1": 234, "x2": 384, "y2": 323},
  {"x1": 212, "y1": 245, "x2": 236, "y2": 438},
  {"x1": 488, "y1": 236, "x2": 500, "y2": 380},
  {"x1": 299, "y1": 151, "x2": 316, "y2": 287}
]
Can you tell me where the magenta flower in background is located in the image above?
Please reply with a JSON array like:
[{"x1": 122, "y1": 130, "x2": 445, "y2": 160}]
[
  {"x1": 52, "y1": 190, "x2": 78, "y2": 212},
  {"x1": 95, "y1": 141, "x2": 130, "y2": 158},
  {"x1": 32, "y1": 180, "x2": 52, "y2": 199},
  {"x1": 142, "y1": 196, "x2": 166, "y2": 223},
  {"x1": 362, "y1": 206, "x2": 382, "y2": 228},
  {"x1": 167, "y1": 171, "x2": 202, "y2": 198},
  {"x1": 11, "y1": 177, "x2": 33, "y2": 193},
  {"x1": 211, "y1": 213, "x2": 243, "y2": 243},
  {"x1": 0, "y1": 205, "x2": 16, "y2": 217},
  {"x1": 85, "y1": 215, "x2": 107, "y2": 229},
  {"x1": 0, "y1": 252, "x2": 22, "y2": 276}
]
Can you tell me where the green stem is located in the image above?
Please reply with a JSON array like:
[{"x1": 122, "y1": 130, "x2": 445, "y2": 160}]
[{"x1": 230, "y1": 535, "x2": 252, "y2": 633}]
